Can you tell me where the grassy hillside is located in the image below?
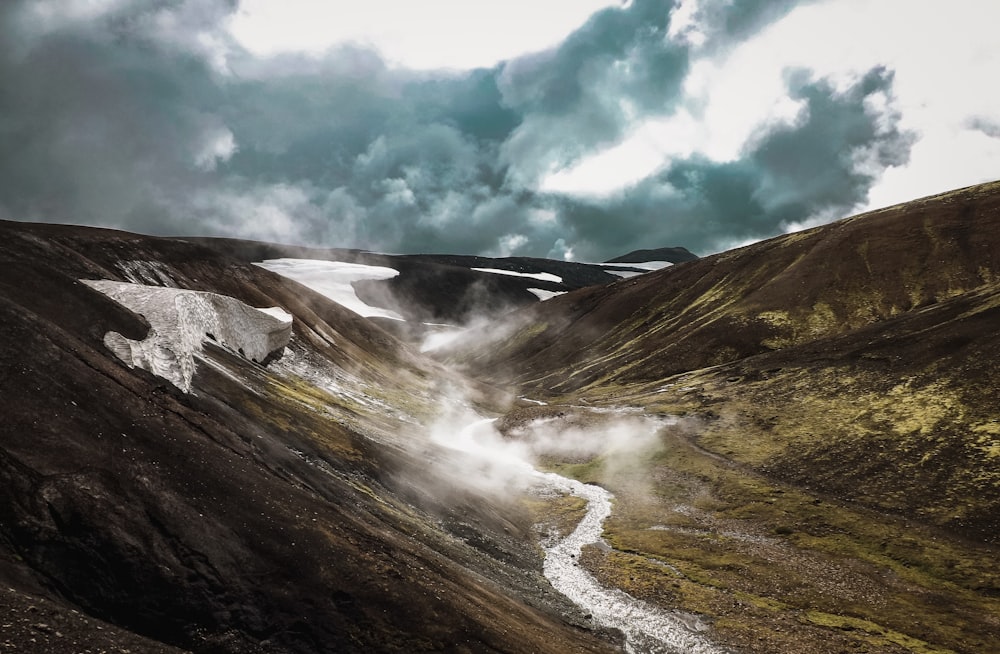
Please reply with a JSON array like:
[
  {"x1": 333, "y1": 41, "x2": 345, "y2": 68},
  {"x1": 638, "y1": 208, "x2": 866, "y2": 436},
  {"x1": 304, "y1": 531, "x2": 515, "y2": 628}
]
[
  {"x1": 466, "y1": 181, "x2": 1000, "y2": 393},
  {"x1": 456, "y1": 181, "x2": 1000, "y2": 653}
]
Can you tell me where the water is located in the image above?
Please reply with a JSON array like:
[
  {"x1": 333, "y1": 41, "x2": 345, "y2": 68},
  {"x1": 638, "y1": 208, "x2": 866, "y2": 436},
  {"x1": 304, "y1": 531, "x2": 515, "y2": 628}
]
[
  {"x1": 441, "y1": 415, "x2": 726, "y2": 653},
  {"x1": 535, "y1": 471, "x2": 725, "y2": 654}
]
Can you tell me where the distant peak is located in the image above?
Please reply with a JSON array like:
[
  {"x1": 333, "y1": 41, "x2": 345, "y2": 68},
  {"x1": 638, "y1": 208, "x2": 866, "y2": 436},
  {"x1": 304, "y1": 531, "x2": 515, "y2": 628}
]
[{"x1": 604, "y1": 247, "x2": 698, "y2": 264}]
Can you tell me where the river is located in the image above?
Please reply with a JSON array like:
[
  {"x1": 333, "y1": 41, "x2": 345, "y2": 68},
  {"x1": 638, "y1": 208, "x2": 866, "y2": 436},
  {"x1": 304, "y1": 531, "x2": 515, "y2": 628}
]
[
  {"x1": 536, "y1": 470, "x2": 725, "y2": 654},
  {"x1": 446, "y1": 416, "x2": 726, "y2": 654}
]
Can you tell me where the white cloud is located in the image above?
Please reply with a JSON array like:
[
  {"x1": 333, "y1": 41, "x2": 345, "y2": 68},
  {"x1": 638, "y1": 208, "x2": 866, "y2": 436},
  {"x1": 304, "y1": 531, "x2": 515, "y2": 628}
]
[
  {"x1": 193, "y1": 183, "x2": 320, "y2": 244},
  {"x1": 666, "y1": 0, "x2": 706, "y2": 48},
  {"x1": 866, "y1": 129, "x2": 1000, "y2": 210},
  {"x1": 228, "y1": 0, "x2": 620, "y2": 70},
  {"x1": 494, "y1": 233, "x2": 529, "y2": 257},
  {"x1": 193, "y1": 124, "x2": 237, "y2": 171},
  {"x1": 380, "y1": 178, "x2": 417, "y2": 207},
  {"x1": 541, "y1": 0, "x2": 1000, "y2": 208},
  {"x1": 540, "y1": 109, "x2": 703, "y2": 196}
]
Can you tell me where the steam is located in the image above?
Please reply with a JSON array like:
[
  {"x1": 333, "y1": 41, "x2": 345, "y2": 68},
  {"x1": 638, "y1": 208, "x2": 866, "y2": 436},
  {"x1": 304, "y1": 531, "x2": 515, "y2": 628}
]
[
  {"x1": 509, "y1": 410, "x2": 666, "y2": 462},
  {"x1": 424, "y1": 394, "x2": 669, "y2": 500},
  {"x1": 417, "y1": 390, "x2": 726, "y2": 652},
  {"x1": 427, "y1": 410, "x2": 536, "y2": 494},
  {"x1": 420, "y1": 313, "x2": 518, "y2": 353}
]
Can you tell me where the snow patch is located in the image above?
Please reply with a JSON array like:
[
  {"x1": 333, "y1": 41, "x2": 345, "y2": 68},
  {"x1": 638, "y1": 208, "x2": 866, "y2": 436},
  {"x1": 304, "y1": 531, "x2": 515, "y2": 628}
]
[
  {"x1": 602, "y1": 261, "x2": 674, "y2": 278},
  {"x1": 255, "y1": 258, "x2": 405, "y2": 321},
  {"x1": 527, "y1": 288, "x2": 566, "y2": 301},
  {"x1": 471, "y1": 267, "x2": 563, "y2": 283},
  {"x1": 83, "y1": 280, "x2": 293, "y2": 393},
  {"x1": 618, "y1": 260, "x2": 674, "y2": 271},
  {"x1": 258, "y1": 306, "x2": 294, "y2": 322}
]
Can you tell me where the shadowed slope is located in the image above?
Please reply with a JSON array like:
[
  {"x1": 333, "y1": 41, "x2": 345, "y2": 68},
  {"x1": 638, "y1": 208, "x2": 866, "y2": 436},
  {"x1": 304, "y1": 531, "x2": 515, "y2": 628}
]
[{"x1": 0, "y1": 220, "x2": 617, "y2": 653}]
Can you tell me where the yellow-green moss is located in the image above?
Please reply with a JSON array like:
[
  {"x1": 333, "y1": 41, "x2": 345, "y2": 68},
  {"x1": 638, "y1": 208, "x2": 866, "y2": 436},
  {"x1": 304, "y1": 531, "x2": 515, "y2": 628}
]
[{"x1": 799, "y1": 611, "x2": 958, "y2": 654}]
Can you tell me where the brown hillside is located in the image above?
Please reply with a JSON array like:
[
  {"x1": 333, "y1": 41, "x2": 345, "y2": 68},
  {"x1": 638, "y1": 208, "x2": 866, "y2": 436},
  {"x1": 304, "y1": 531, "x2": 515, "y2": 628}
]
[
  {"x1": 457, "y1": 181, "x2": 1000, "y2": 540},
  {"x1": 0, "y1": 220, "x2": 615, "y2": 654},
  {"x1": 463, "y1": 181, "x2": 1000, "y2": 394},
  {"x1": 442, "y1": 182, "x2": 1000, "y2": 653}
]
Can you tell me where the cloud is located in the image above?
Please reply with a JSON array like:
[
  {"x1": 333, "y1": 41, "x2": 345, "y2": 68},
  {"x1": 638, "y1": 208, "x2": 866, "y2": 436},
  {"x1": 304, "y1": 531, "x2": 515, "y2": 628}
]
[
  {"x1": 498, "y1": 0, "x2": 689, "y2": 187},
  {"x1": 668, "y1": 0, "x2": 813, "y2": 51},
  {"x1": 967, "y1": 117, "x2": 1000, "y2": 141},
  {"x1": 0, "y1": 0, "x2": 988, "y2": 261},
  {"x1": 229, "y1": 0, "x2": 621, "y2": 70},
  {"x1": 555, "y1": 66, "x2": 913, "y2": 255}
]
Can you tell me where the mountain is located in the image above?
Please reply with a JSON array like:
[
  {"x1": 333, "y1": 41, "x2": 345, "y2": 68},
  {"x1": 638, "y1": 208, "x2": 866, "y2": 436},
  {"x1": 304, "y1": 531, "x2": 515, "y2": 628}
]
[
  {"x1": 2, "y1": 181, "x2": 1000, "y2": 654},
  {"x1": 448, "y1": 180, "x2": 1000, "y2": 652},
  {"x1": 189, "y1": 237, "x2": 685, "y2": 340},
  {"x1": 0, "y1": 221, "x2": 619, "y2": 653},
  {"x1": 604, "y1": 246, "x2": 699, "y2": 264}
]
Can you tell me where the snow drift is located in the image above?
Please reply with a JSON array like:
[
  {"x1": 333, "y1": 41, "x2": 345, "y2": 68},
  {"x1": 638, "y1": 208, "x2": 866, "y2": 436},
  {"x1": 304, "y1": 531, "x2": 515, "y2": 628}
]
[{"x1": 82, "y1": 280, "x2": 293, "y2": 392}]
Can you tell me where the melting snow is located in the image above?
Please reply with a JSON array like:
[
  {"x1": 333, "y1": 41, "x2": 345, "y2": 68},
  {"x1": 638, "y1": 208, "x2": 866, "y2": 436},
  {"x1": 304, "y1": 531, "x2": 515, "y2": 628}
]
[
  {"x1": 83, "y1": 280, "x2": 293, "y2": 393},
  {"x1": 255, "y1": 258, "x2": 405, "y2": 321},
  {"x1": 116, "y1": 260, "x2": 179, "y2": 287},
  {"x1": 527, "y1": 288, "x2": 566, "y2": 301},
  {"x1": 471, "y1": 267, "x2": 563, "y2": 283},
  {"x1": 602, "y1": 261, "x2": 674, "y2": 278},
  {"x1": 617, "y1": 261, "x2": 674, "y2": 271}
]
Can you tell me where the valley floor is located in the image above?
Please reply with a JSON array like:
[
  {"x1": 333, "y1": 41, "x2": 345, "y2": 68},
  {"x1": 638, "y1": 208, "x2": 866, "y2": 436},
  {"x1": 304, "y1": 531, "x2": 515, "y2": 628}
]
[{"x1": 509, "y1": 400, "x2": 1000, "y2": 654}]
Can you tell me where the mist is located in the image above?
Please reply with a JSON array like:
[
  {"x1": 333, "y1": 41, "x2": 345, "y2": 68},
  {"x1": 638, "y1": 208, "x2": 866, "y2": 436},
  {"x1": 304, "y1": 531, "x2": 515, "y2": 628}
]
[{"x1": 416, "y1": 386, "x2": 670, "y2": 503}]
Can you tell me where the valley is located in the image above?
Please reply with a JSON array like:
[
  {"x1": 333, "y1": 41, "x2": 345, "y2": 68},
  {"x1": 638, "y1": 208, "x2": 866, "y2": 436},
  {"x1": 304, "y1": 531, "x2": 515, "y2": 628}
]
[{"x1": 1, "y1": 181, "x2": 999, "y2": 653}]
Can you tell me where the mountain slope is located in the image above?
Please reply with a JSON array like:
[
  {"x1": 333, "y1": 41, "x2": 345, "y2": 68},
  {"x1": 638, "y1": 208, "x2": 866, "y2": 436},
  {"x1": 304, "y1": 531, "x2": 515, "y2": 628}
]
[
  {"x1": 0, "y1": 220, "x2": 617, "y2": 653},
  {"x1": 448, "y1": 181, "x2": 1000, "y2": 653},
  {"x1": 605, "y1": 246, "x2": 699, "y2": 264},
  {"x1": 192, "y1": 237, "x2": 691, "y2": 331},
  {"x1": 463, "y1": 181, "x2": 1000, "y2": 395},
  {"x1": 6, "y1": 182, "x2": 1000, "y2": 654},
  {"x1": 458, "y1": 181, "x2": 1000, "y2": 539}
]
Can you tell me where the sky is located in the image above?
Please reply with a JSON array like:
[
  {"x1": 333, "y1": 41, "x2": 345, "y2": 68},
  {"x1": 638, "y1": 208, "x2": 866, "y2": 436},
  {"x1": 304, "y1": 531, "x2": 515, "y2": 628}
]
[{"x1": 1, "y1": 0, "x2": 998, "y2": 260}]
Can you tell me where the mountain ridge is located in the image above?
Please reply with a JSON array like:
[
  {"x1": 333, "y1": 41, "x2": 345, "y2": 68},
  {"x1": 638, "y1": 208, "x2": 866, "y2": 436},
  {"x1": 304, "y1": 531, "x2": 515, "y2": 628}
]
[
  {"x1": 0, "y1": 219, "x2": 619, "y2": 653},
  {"x1": 189, "y1": 236, "x2": 694, "y2": 331},
  {"x1": 2, "y1": 181, "x2": 999, "y2": 653}
]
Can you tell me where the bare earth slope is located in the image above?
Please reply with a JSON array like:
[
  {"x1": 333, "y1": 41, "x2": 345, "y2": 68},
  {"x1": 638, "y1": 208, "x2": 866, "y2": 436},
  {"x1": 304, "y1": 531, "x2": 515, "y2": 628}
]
[
  {"x1": 466, "y1": 181, "x2": 1000, "y2": 395},
  {"x1": 0, "y1": 220, "x2": 616, "y2": 653},
  {"x1": 5, "y1": 181, "x2": 1000, "y2": 654},
  {"x1": 455, "y1": 181, "x2": 1000, "y2": 653}
]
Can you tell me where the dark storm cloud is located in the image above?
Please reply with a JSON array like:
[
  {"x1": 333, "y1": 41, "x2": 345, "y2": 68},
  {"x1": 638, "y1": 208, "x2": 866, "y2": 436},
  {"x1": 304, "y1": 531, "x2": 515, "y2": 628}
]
[
  {"x1": 498, "y1": 0, "x2": 689, "y2": 185},
  {"x1": 0, "y1": 0, "x2": 913, "y2": 260},
  {"x1": 689, "y1": 0, "x2": 814, "y2": 47},
  {"x1": 556, "y1": 67, "x2": 914, "y2": 257},
  {"x1": 0, "y1": 0, "x2": 237, "y2": 233}
]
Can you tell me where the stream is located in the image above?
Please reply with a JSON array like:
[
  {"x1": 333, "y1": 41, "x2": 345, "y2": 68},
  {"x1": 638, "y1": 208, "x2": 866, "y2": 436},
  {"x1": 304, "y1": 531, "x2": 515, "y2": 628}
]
[
  {"x1": 446, "y1": 417, "x2": 726, "y2": 654},
  {"x1": 536, "y1": 471, "x2": 723, "y2": 654}
]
